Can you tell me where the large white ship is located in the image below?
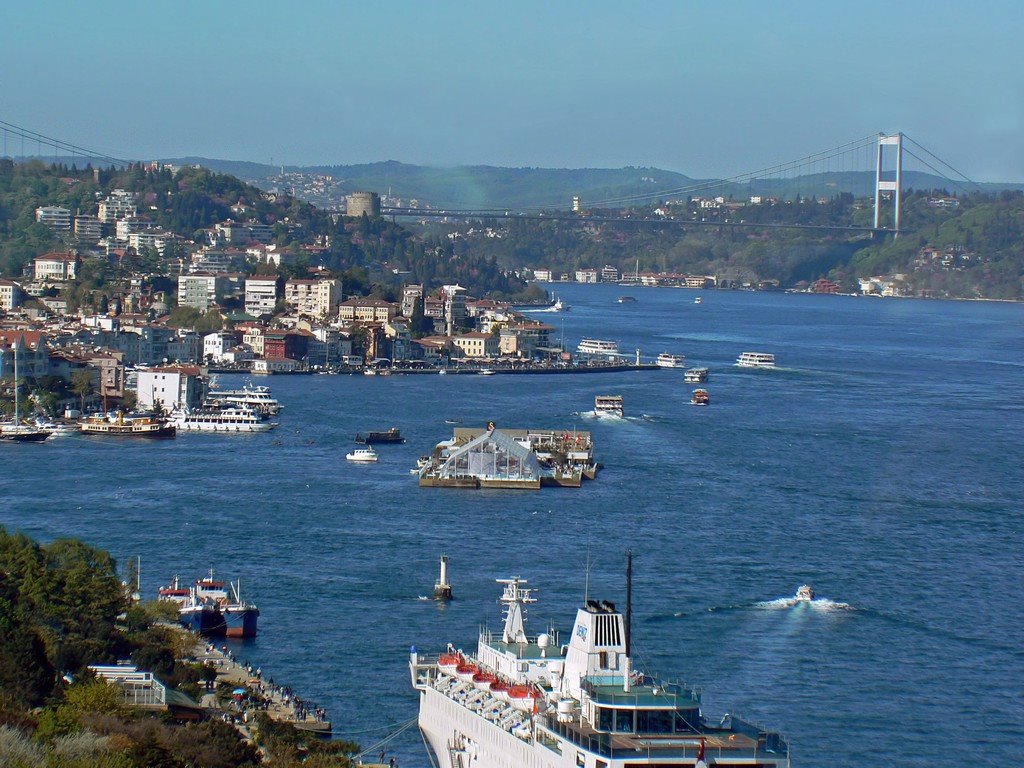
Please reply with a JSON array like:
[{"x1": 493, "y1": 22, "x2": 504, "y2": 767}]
[
  {"x1": 205, "y1": 383, "x2": 282, "y2": 416},
  {"x1": 409, "y1": 559, "x2": 790, "y2": 768}
]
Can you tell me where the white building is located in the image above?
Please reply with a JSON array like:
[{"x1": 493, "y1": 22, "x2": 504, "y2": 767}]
[
  {"x1": 135, "y1": 366, "x2": 205, "y2": 411},
  {"x1": 116, "y1": 216, "x2": 155, "y2": 242},
  {"x1": 245, "y1": 277, "x2": 280, "y2": 316},
  {"x1": 284, "y1": 278, "x2": 341, "y2": 319},
  {"x1": 532, "y1": 269, "x2": 552, "y2": 282},
  {"x1": 0, "y1": 279, "x2": 25, "y2": 311},
  {"x1": 33, "y1": 253, "x2": 78, "y2": 282},
  {"x1": 35, "y1": 206, "x2": 71, "y2": 232},
  {"x1": 575, "y1": 269, "x2": 599, "y2": 283},
  {"x1": 98, "y1": 189, "x2": 137, "y2": 223},
  {"x1": 202, "y1": 331, "x2": 238, "y2": 363},
  {"x1": 128, "y1": 230, "x2": 173, "y2": 256}
]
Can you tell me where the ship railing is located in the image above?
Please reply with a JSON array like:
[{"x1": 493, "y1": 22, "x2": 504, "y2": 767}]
[{"x1": 537, "y1": 715, "x2": 788, "y2": 761}]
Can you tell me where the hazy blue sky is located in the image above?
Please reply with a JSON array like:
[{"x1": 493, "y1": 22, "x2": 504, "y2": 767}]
[{"x1": 2, "y1": 1, "x2": 1022, "y2": 180}]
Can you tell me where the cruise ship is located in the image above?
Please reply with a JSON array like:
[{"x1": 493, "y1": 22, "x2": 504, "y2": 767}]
[
  {"x1": 577, "y1": 339, "x2": 619, "y2": 358},
  {"x1": 409, "y1": 562, "x2": 790, "y2": 768}
]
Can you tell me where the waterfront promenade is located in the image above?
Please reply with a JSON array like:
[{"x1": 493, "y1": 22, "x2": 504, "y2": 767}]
[{"x1": 188, "y1": 637, "x2": 332, "y2": 735}]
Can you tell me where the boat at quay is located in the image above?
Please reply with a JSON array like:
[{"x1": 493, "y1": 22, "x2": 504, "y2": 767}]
[
  {"x1": 81, "y1": 412, "x2": 176, "y2": 438},
  {"x1": 656, "y1": 352, "x2": 687, "y2": 368},
  {"x1": 171, "y1": 405, "x2": 277, "y2": 433},
  {"x1": 205, "y1": 383, "x2": 282, "y2": 416},
  {"x1": 409, "y1": 558, "x2": 789, "y2": 768}
]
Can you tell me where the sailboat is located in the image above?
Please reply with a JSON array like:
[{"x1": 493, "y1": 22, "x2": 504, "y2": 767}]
[{"x1": 1, "y1": 338, "x2": 51, "y2": 442}]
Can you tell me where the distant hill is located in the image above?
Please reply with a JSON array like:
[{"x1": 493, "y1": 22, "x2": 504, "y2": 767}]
[{"x1": 19, "y1": 155, "x2": 1024, "y2": 211}]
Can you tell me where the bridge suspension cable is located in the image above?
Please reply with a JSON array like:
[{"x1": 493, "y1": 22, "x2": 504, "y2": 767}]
[
  {"x1": 0, "y1": 118, "x2": 133, "y2": 167},
  {"x1": 901, "y1": 133, "x2": 981, "y2": 194}
]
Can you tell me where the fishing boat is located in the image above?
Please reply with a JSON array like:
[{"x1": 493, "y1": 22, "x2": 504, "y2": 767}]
[
  {"x1": 736, "y1": 352, "x2": 776, "y2": 368},
  {"x1": 691, "y1": 388, "x2": 710, "y2": 406},
  {"x1": 656, "y1": 353, "x2": 687, "y2": 369},
  {"x1": 409, "y1": 555, "x2": 790, "y2": 768},
  {"x1": 355, "y1": 428, "x2": 406, "y2": 444},
  {"x1": 594, "y1": 395, "x2": 624, "y2": 418},
  {"x1": 171, "y1": 405, "x2": 277, "y2": 433},
  {"x1": 346, "y1": 447, "x2": 379, "y2": 462},
  {"x1": 80, "y1": 412, "x2": 176, "y2": 438},
  {"x1": 684, "y1": 367, "x2": 709, "y2": 383}
]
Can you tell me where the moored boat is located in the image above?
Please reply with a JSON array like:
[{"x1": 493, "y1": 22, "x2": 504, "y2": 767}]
[
  {"x1": 171, "y1": 405, "x2": 277, "y2": 433},
  {"x1": 81, "y1": 412, "x2": 176, "y2": 438},
  {"x1": 577, "y1": 339, "x2": 619, "y2": 358},
  {"x1": 205, "y1": 383, "x2": 281, "y2": 416}
]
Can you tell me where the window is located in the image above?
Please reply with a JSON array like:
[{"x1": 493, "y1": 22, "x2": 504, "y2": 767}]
[{"x1": 614, "y1": 709, "x2": 633, "y2": 733}]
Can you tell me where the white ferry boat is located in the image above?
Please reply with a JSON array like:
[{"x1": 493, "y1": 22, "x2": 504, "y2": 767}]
[
  {"x1": 205, "y1": 384, "x2": 282, "y2": 416},
  {"x1": 736, "y1": 352, "x2": 776, "y2": 368},
  {"x1": 684, "y1": 367, "x2": 708, "y2": 383},
  {"x1": 409, "y1": 561, "x2": 790, "y2": 768},
  {"x1": 594, "y1": 395, "x2": 624, "y2": 418},
  {"x1": 577, "y1": 339, "x2": 619, "y2": 358},
  {"x1": 656, "y1": 353, "x2": 686, "y2": 369},
  {"x1": 795, "y1": 584, "x2": 815, "y2": 602},
  {"x1": 171, "y1": 405, "x2": 277, "y2": 433}
]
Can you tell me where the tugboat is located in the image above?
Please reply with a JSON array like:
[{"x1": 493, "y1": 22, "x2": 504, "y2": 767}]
[{"x1": 409, "y1": 552, "x2": 790, "y2": 768}]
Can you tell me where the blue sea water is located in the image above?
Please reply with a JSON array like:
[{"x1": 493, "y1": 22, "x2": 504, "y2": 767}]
[{"x1": 2, "y1": 285, "x2": 1023, "y2": 767}]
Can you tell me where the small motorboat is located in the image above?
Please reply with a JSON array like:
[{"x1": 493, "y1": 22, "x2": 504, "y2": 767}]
[
  {"x1": 691, "y1": 389, "x2": 710, "y2": 406},
  {"x1": 795, "y1": 584, "x2": 815, "y2": 601},
  {"x1": 694, "y1": 296, "x2": 703, "y2": 304},
  {"x1": 346, "y1": 447, "x2": 379, "y2": 463}
]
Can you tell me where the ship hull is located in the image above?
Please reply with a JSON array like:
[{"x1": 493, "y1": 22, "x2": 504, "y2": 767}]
[
  {"x1": 179, "y1": 607, "x2": 226, "y2": 636},
  {"x1": 224, "y1": 607, "x2": 259, "y2": 638}
]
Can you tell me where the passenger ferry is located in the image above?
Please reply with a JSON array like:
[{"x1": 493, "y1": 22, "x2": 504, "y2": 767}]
[
  {"x1": 684, "y1": 367, "x2": 708, "y2": 383},
  {"x1": 594, "y1": 395, "x2": 624, "y2": 418},
  {"x1": 656, "y1": 353, "x2": 687, "y2": 369},
  {"x1": 409, "y1": 559, "x2": 790, "y2": 768},
  {"x1": 577, "y1": 339, "x2": 619, "y2": 358},
  {"x1": 736, "y1": 352, "x2": 776, "y2": 368},
  {"x1": 171, "y1": 405, "x2": 277, "y2": 433},
  {"x1": 205, "y1": 383, "x2": 282, "y2": 416},
  {"x1": 80, "y1": 412, "x2": 176, "y2": 438}
]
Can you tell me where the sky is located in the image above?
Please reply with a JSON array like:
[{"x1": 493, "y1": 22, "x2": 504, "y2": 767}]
[{"x1": 2, "y1": 1, "x2": 1022, "y2": 181}]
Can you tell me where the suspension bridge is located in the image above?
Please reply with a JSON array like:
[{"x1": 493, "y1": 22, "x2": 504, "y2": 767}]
[{"x1": 0, "y1": 119, "x2": 981, "y2": 236}]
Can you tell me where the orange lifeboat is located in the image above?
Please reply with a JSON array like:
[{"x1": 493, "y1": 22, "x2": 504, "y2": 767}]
[
  {"x1": 473, "y1": 672, "x2": 497, "y2": 691},
  {"x1": 489, "y1": 680, "x2": 510, "y2": 700},
  {"x1": 438, "y1": 653, "x2": 461, "y2": 675},
  {"x1": 455, "y1": 663, "x2": 479, "y2": 682},
  {"x1": 507, "y1": 685, "x2": 538, "y2": 711}
]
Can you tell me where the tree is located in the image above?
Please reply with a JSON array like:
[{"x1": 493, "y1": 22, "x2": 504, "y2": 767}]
[{"x1": 71, "y1": 370, "x2": 93, "y2": 413}]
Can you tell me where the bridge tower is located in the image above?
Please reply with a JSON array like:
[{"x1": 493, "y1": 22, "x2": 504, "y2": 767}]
[{"x1": 873, "y1": 132, "x2": 903, "y2": 234}]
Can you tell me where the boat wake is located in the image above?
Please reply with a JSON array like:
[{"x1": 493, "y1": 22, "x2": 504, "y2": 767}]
[{"x1": 755, "y1": 597, "x2": 854, "y2": 611}]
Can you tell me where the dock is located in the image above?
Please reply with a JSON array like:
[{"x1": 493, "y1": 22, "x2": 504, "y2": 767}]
[{"x1": 417, "y1": 426, "x2": 599, "y2": 490}]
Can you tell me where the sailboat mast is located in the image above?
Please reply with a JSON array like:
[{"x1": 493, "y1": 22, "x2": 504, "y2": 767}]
[{"x1": 13, "y1": 341, "x2": 19, "y2": 424}]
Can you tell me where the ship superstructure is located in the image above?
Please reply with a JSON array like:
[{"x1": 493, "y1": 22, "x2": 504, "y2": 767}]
[{"x1": 410, "y1": 565, "x2": 789, "y2": 768}]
